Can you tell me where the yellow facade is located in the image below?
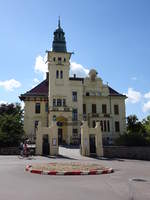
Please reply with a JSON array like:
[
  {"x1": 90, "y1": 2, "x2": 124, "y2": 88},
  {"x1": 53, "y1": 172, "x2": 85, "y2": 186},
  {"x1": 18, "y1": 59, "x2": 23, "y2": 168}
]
[{"x1": 20, "y1": 20, "x2": 127, "y2": 146}]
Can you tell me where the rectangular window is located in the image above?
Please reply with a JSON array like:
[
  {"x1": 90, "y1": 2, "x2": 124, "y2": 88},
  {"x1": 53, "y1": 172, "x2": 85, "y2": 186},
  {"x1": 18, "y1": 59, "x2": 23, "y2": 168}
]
[
  {"x1": 57, "y1": 99, "x2": 62, "y2": 107},
  {"x1": 115, "y1": 121, "x2": 120, "y2": 132},
  {"x1": 60, "y1": 70, "x2": 63, "y2": 79},
  {"x1": 35, "y1": 103, "x2": 40, "y2": 114},
  {"x1": 63, "y1": 99, "x2": 66, "y2": 107},
  {"x1": 92, "y1": 120, "x2": 96, "y2": 128},
  {"x1": 73, "y1": 128, "x2": 78, "y2": 137},
  {"x1": 53, "y1": 99, "x2": 56, "y2": 107},
  {"x1": 45, "y1": 103, "x2": 48, "y2": 112},
  {"x1": 83, "y1": 104, "x2": 86, "y2": 114},
  {"x1": 100, "y1": 120, "x2": 103, "y2": 131},
  {"x1": 114, "y1": 104, "x2": 119, "y2": 115},
  {"x1": 104, "y1": 120, "x2": 107, "y2": 132},
  {"x1": 107, "y1": 120, "x2": 110, "y2": 132},
  {"x1": 86, "y1": 92, "x2": 90, "y2": 96},
  {"x1": 102, "y1": 104, "x2": 107, "y2": 114},
  {"x1": 72, "y1": 91, "x2": 77, "y2": 101},
  {"x1": 56, "y1": 70, "x2": 59, "y2": 79},
  {"x1": 72, "y1": 108, "x2": 78, "y2": 121},
  {"x1": 92, "y1": 104, "x2": 97, "y2": 113}
]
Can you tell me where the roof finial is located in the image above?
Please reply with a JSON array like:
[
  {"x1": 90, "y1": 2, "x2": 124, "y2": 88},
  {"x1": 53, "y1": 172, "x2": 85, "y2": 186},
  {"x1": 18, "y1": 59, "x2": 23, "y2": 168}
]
[{"x1": 58, "y1": 16, "x2": 61, "y2": 28}]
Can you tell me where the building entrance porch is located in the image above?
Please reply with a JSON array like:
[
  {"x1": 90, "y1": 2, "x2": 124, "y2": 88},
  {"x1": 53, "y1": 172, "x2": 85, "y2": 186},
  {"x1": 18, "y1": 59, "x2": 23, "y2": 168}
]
[{"x1": 56, "y1": 116, "x2": 69, "y2": 145}]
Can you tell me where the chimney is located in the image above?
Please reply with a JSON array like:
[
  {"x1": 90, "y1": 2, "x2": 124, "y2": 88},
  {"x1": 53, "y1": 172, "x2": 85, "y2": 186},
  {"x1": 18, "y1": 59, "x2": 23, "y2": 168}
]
[
  {"x1": 74, "y1": 74, "x2": 76, "y2": 78},
  {"x1": 46, "y1": 72, "x2": 49, "y2": 80}
]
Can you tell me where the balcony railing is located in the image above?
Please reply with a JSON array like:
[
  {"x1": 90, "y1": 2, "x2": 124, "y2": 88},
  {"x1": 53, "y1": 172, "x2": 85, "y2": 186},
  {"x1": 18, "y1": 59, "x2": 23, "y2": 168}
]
[
  {"x1": 49, "y1": 106, "x2": 72, "y2": 112},
  {"x1": 81, "y1": 113, "x2": 111, "y2": 119}
]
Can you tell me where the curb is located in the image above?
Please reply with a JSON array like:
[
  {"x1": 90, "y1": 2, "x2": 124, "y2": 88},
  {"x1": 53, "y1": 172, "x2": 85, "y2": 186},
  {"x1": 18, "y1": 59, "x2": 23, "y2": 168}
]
[{"x1": 26, "y1": 165, "x2": 114, "y2": 176}]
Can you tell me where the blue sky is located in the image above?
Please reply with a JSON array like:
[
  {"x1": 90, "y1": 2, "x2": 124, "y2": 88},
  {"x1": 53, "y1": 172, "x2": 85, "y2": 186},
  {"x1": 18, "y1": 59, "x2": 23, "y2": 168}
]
[{"x1": 0, "y1": 0, "x2": 150, "y2": 120}]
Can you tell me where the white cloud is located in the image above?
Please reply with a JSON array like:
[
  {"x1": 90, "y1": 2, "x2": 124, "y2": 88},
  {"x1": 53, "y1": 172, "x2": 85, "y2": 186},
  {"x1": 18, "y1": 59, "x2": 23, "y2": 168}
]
[
  {"x1": 126, "y1": 88, "x2": 141, "y2": 103},
  {"x1": 0, "y1": 101, "x2": 7, "y2": 105},
  {"x1": 34, "y1": 55, "x2": 90, "y2": 78},
  {"x1": 131, "y1": 77, "x2": 137, "y2": 81},
  {"x1": 0, "y1": 79, "x2": 21, "y2": 91},
  {"x1": 143, "y1": 101, "x2": 150, "y2": 113},
  {"x1": 31, "y1": 78, "x2": 40, "y2": 89},
  {"x1": 142, "y1": 92, "x2": 150, "y2": 112},
  {"x1": 70, "y1": 62, "x2": 89, "y2": 77},
  {"x1": 144, "y1": 92, "x2": 150, "y2": 99},
  {"x1": 34, "y1": 55, "x2": 48, "y2": 78},
  {"x1": 33, "y1": 78, "x2": 40, "y2": 84},
  {"x1": 20, "y1": 101, "x2": 24, "y2": 110}
]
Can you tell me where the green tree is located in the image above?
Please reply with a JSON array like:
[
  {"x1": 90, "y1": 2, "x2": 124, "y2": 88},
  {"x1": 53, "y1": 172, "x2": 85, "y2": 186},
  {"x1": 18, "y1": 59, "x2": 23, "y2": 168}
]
[
  {"x1": 142, "y1": 115, "x2": 150, "y2": 134},
  {"x1": 0, "y1": 103, "x2": 24, "y2": 147},
  {"x1": 116, "y1": 115, "x2": 149, "y2": 146},
  {"x1": 127, "y1": 115, "x2": 145, "y2": 134}
]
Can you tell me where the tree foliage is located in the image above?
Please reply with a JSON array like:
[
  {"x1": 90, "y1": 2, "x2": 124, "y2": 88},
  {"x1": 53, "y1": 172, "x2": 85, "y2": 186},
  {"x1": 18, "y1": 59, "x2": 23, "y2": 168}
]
[
  {"x1": 142, "y1": 115, "x2": 150, "y2": 134},
  {"x1": 0, "y1": 103, "x2": 24, "y2": 147},
  {"x1": 116, "y1": 115, "x2": 150, "y2": 146},
  {"x1": 127, "y1": 115, "x2": 145, "y2": 134}
]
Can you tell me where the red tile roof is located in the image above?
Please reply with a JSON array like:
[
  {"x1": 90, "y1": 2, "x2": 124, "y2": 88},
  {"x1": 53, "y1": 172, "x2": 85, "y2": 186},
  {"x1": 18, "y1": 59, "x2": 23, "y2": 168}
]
[
  {"x1": 28, "y1": 79, "x2": 48, "y2": 94},
  {"x1": 19, "y1": 79, "x2": 48, "y2": 100},
  {"x1": 108, "y1": 86, "x2": 126, "y2": 97}
]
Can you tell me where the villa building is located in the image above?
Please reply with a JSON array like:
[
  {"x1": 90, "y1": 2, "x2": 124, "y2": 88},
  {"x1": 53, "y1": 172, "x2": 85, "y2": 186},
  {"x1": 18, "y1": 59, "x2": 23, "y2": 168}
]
[{"x1": 20, "y1": 19, "x2": 127, "y2": 145}]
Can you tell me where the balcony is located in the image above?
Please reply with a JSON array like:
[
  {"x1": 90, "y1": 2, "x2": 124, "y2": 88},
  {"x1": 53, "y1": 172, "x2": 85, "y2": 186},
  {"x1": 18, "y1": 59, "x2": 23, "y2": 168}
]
[
  {"x1": 103, "y1": 114, "x2": 110, "y2": 118},
  {"x1": 91, "y1": 113, "x2": 99, "y2": 118},
  {"x1": 81, "y1": 113, "x2": 111, "y2": 119},
  {"x1": 49, "y1": 106, "x2": 72, "y2": 112}
]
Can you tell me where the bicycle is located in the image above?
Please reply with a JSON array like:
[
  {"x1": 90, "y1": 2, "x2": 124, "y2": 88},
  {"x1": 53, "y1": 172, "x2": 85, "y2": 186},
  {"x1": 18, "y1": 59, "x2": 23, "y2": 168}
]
[{"x1": 18, "y1": 148, "x2": 35, "y2": 159}]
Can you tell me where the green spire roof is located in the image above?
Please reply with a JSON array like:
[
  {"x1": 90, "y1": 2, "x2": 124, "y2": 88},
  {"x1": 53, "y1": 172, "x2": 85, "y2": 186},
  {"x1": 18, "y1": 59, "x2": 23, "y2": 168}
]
[{"x1": 52, "y1": 18, "x2": 67, "y2": 52}]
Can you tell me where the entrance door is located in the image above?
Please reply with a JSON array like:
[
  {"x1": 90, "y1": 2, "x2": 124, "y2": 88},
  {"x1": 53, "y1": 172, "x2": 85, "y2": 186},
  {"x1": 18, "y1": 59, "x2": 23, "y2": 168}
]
[
  {"x1": 42, "y1": 134, "x2": 50, "y2": 155},
  {"x1": 89, "y1": 134, "x2": 96, "y2": 154},
  {"x1": 58, "y1": 128, "x2": 63, "y2": 145}
]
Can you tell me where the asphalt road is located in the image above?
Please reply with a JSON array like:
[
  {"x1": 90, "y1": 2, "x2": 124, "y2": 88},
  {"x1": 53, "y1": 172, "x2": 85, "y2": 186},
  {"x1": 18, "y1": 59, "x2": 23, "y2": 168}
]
[{"x1": 0, "y1": 147, "x2": 150, "y2": 200}]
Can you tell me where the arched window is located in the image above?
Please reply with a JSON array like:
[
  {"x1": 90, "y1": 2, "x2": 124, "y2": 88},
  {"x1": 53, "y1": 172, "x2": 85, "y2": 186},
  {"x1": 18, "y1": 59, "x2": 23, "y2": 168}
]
[
  {"x1": 56, "y1": 70, "x2": 59, "y2": 79},
  {"x1": 60, "y1": 70, "x2": 63, "y2": 79}
]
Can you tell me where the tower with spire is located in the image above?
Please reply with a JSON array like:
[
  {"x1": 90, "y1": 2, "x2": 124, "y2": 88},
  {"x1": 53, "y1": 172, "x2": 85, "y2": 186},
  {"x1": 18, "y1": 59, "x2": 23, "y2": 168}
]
[
  {"x1": 52, "y1": 17, "x2": 67, "y2": 52},
  {"x1": 46, "y1": 18, "x2": 73, "y2": 144}
]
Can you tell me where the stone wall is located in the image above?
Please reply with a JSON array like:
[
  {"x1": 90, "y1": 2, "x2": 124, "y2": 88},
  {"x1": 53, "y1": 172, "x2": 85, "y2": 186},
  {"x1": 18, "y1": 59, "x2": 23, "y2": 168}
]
[{"x1": 104, "y1": 146, "x2": 150, "y2": 160}]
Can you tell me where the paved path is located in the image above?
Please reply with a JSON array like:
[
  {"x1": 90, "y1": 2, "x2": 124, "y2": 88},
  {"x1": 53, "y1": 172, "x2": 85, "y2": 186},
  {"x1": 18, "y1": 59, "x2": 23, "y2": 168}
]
[
  {"x1": 0, "y1": 148, "x2": 150, "y2": 200},
  {"x1": 59, "y1": 146, "x2": 82, "y2": 159}
]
